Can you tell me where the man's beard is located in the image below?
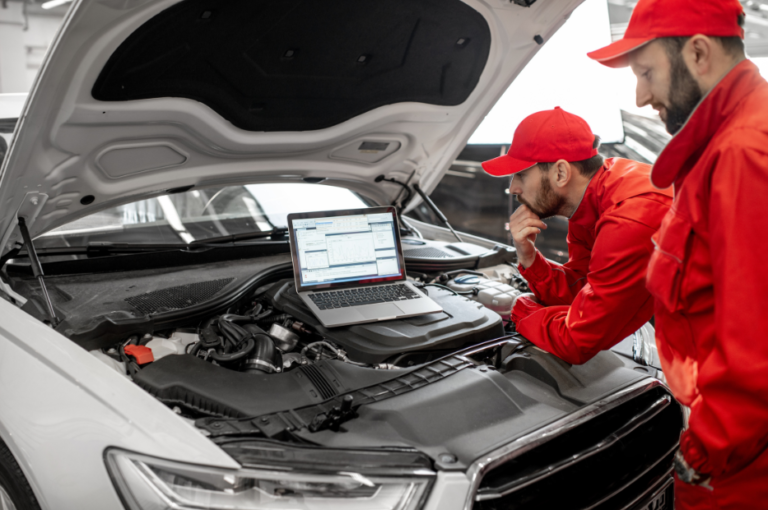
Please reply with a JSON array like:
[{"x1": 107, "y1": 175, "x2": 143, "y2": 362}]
[
  {"x1": 517, "y1": 173, "x2": 565, "y2": 219},
  {"x1": 664, "y1": 52, "x2": 703, "y2": 135}
]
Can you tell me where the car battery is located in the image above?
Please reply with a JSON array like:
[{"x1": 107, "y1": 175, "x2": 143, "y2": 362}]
[{"x1": 445, "y1": 275, "x2": 520, "y2": 317}]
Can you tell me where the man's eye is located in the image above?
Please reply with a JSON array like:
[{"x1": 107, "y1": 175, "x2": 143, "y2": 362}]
[{"x1": 643, "y1": 70, "x2": 651, "y2": 79}]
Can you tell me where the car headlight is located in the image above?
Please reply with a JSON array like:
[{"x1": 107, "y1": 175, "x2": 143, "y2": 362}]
[{"x1": 105, "y1": 449, "x2": 434, "y2": 510}]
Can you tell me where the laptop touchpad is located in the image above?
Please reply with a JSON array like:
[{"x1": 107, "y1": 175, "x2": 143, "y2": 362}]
[{"x1": 359, "y1": 303, "x2": 404, "y2": 319}]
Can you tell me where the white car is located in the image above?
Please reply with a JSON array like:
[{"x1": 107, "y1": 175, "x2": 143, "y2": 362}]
[{"x1": 0, "y1": 0, "x2": 679, "y2": 509}]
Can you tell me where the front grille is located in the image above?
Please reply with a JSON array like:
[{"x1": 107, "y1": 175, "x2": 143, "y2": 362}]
[
  {"x1": 125, "y1": 278, "x2": 235, "y2": 315},
  {"x1": 474, "y1": 386, "x2": 682, "y2": 510}
]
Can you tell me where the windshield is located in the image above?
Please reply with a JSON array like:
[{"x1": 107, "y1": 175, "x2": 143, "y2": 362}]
[
  {"x1": 0, "y1": 120, "x2": 14, "y2": 168},
  {"x1": 38, "y1": 183, "x2": 369, "y2": 247},
  {"x1": 0, "y1": 134, "x2": 7, "y2": 167}
]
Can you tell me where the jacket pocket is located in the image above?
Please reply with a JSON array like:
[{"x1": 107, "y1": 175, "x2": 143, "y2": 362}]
[{"x1": 646, "y1": 210, "x2": 692, "y2": 313}]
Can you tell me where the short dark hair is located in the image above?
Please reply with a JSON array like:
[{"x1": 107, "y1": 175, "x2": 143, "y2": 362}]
[
  {"x1": 658, "y1": 13, "x2": 745, "y2": 58},
  {"x1": 538, "y1": 135, "x2": 604, "y2": 178}
]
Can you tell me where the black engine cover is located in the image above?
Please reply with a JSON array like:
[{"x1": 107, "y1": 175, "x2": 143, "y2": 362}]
[
  {"x1": 265, "y1": 279, "x2": 504, "y2": 364},
  {"x1": 134, "y1": 354, "x2": 412, "y2": 418}
]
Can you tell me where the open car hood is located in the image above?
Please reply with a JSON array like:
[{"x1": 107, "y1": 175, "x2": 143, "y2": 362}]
[{"x1": 0, "y1": 0, "x2": 584, "y2": 253}]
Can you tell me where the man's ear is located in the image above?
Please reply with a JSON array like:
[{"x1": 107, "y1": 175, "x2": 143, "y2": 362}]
[
  {"x1": 553, "y1": 159, "x2": 571, "y2": 188},
  {"x1": 684, "y1": 35, "x2": 713, "y2": 79}
]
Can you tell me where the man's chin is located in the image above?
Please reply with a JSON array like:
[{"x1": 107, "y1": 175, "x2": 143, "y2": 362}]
[{"x1": 529, "y1": 206, "x2": 553, "y2": 219}]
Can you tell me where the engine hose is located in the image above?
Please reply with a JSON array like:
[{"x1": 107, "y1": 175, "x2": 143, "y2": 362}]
[
  {"x1": 242, "y1": 303, "x2": 276, "y2": 322},
  {"x1": 247, "y1": 334, "x2": 282, "y2": 373},
  {"x1": 190, "y1": 341, "x2": 210, "y2": 357},
  {"x1": 221, "y1": 312, "x2": 274, "y2": 323},
  {"x1": 301, "y1": 341, "x2": 368, "y2": 367},
  {"x1": 208, "y1": 337, "x2": 256, "y2": 362},
  {"x1": 220, "y1": 314, "x2": 252, "y2": 322},
  {"x1": 219, "y1": 317, "x2": 244, "y2": 347},
  {"x1": 258, "y1": 313, "x2": 292, "y2": 325},
  {"x1": 437, "y1": 269, "x2": 485, "y2": 283},
  {"x1": 193, "y1": 317, "x2": 247, "y2": 358},
  {"x1": 254, "y1": 309, "x2": 273, "y2": 321},
  {"x1": 241, "y1": 323, "x2": 266, "y2": 336},
  {"x1": 214, "y1": 324, "x2": 236, "y2": 352},
  {"x1": 301, "y1": 341, "x2": 340, "y2": 359}
]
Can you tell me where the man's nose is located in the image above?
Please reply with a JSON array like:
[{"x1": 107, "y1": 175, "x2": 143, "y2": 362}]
[
  {"x1": 509, "y1": 178, "x2": 521, "y2": 195},
  {"x1": 636, "y1": 79, "x2": 652, "y2": 108}
]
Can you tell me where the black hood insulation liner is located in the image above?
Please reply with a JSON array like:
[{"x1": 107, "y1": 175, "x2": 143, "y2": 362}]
[{"x1": 92, "y1": 0, "x2": 491, "y2": 132}]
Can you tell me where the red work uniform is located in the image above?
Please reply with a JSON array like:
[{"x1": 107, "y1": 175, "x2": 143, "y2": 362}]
[
  {"x1": 646, "y1": 60, "x2": 768, "y2": 508},
  {"x1": 511, "y1": 158, "x2": 672, "y2": 364}
]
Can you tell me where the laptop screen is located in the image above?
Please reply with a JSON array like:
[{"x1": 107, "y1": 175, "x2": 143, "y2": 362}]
[{"x1": 289, "y1": 208, "x2": 405, "y2": 289}]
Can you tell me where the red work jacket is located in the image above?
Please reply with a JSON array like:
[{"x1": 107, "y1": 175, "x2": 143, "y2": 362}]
[
  {"x1": 646, "y1": 60, "x2": 768, "y2": 486},
  {"x1": 511, "y1": 158, "x2": 672, "y2": 364}
]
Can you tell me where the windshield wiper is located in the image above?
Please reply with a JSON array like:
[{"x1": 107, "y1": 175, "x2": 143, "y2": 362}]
[
  {"x1": 189, "y1": 228, "x2": 287, "y2": 245},
  {"x1": 0, "y1": 244, "x2": 190, "y2": 268},
  {"x1": 0, "y1": 230, "x2": 290, "y2": 267}
]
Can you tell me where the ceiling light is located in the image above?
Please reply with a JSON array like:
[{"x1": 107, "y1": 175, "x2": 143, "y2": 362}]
[{"x1": 41, "y1": 0, "x2": 72, "y2": 10}]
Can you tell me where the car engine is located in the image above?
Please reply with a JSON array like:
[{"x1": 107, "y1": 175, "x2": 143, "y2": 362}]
[{"x1": 104, "y1": 267, "x2": 526, "y2": 419}]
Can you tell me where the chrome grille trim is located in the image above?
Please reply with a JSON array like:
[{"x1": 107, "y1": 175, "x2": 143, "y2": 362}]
[
  {"x1": 463, "y1": 378, "x2": 672, "y2": 510},
  {"x1": 581, "y1": 445, "x2": 675, "y2": 510},
  {"x1": 614, "y1": 471, "x2": 674, "y2": 510}
]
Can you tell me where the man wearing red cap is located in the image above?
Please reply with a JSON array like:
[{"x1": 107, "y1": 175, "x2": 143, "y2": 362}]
[
  {"x1": 482, "y1": 107, "x2": 672, "y2": 365},
  {"x1": 588, "y1": 0, "x2": 768, "y2": 508}
]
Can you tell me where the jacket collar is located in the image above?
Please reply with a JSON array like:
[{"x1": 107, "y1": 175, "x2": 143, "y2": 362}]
[{"x1": 651, "y1": 60, "x2": 764, "y2": 189}]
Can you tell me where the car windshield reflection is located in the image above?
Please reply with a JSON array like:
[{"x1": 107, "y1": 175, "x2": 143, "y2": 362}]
[{"x1": 38, "y1": 183, "x2": 369, "y2": 247}]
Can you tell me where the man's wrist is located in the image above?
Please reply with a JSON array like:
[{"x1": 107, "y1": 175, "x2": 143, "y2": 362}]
[
  {"x1": 516, "y1": 251, "x2": 536, "y2": 269},
  {"x1": 674, "y1": 450, "x2": 710, "y2": 486}
]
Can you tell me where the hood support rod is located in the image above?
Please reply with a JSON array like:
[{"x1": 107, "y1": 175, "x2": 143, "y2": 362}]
[
  {"x1": 412, "y1": 184, "x2": 463, "y2": 243},
  {"x1": 17, "y1": 217, "x2": 58, "y2": 326}
]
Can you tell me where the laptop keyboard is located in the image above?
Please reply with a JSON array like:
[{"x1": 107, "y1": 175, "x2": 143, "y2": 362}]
[{"x1": 310, "y1": 284, "x2": 420, "y2": 310}]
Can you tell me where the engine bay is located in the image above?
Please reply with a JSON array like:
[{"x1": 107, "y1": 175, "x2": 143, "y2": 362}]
[
  {"x1": 1, "y1": 228, "x2": 665, "y2": 467},
  {"x1": 130, "y1": 279, "x2": 505, "y2": 418},
  {"x1": 3, "y1": 232, "x2": 534, "y2": 424}
]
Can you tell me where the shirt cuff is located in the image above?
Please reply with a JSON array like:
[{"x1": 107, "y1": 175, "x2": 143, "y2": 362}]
[
  {"x1": 511, "y1": 295, "x2": 544, "y2": 324},
  {"x1": 518, "y1": 250, "x2": 550, "y2": 283}
]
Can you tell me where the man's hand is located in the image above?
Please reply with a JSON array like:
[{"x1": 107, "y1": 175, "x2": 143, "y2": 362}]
[
  {"x1": 509, "y1": 205, "x2": 547, "y2": 269},
  {"x1": 511, "y1": 292, "x2": 539, "y2": 313}
]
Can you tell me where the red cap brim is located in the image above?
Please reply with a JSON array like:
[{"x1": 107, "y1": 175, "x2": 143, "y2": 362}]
[
  {"x1": 481, "y1": 154, "x2": 537, "y2": 177},
  {"x1": 587, "y1": 37, "x2": 654, "y2": 68}
]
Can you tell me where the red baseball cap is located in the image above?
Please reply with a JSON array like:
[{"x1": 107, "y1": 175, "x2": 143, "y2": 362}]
[
  {"x1": 482, "y1": 107, "x2": 597, "y2": 177},
  {"x1": 588, "y1": 0, "x2": 744, "y2": 68}
]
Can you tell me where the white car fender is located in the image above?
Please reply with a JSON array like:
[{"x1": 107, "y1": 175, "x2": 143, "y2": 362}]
[{"x1": 0, "y1": 298, "x2": 239, "y2": 509}]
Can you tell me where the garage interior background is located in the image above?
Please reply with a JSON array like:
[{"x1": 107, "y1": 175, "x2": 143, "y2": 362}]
[{"x1": 2, "y1": 0, "x2": 768, "y2": 261}]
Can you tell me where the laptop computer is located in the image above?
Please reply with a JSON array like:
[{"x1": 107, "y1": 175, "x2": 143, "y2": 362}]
[{"x1": 287, "y1": 206, "x2": 443, "y2": 328}]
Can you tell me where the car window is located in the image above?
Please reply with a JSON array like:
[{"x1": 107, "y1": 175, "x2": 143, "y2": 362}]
[
  {"x1": 38, "y1": 183, "x2": 369, "y2": 247},
  {"x1": 0, "y1": 135, "x2": 7, "y2": 167},
  {"x1": 0, "y1": 118, "x2": 15, "y2": 168}
]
